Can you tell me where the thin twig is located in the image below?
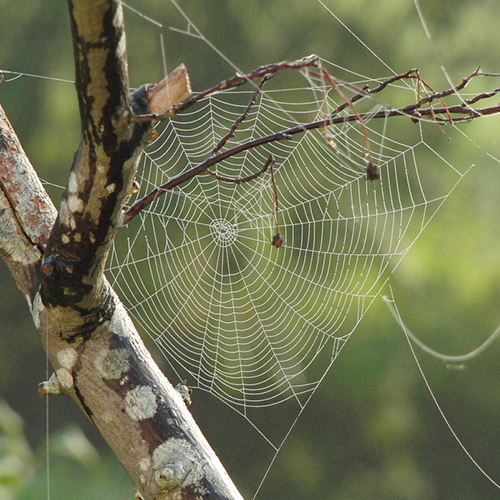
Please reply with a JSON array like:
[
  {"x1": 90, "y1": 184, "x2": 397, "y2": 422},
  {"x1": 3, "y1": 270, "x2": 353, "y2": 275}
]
[
  {"x1": 207, "y1": 154, "x2": 275, "y2": 184},
  {"x1": 124, "y1": 101, "x2": 500, "y2": 223},
  {"x1": 211, "y1": 74, "x2": 274, "y2": 156},
  {"x1": 269, "y1": 157, "x2": 284, "y2": 247},
  {"x1": 130, "y1": 55, "x2": 320, "y2": 123}
]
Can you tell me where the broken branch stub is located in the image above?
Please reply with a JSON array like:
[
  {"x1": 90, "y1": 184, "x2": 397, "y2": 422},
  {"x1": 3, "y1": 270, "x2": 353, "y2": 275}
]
[{"x1": 147, "y1": 64, "x2": 192, "y2": 117}]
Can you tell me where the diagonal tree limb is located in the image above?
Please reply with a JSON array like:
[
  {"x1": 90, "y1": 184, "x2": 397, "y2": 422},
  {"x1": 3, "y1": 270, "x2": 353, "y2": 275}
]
[{"x1": 0, "y1": 106, "x2": 57, "y2": 297}]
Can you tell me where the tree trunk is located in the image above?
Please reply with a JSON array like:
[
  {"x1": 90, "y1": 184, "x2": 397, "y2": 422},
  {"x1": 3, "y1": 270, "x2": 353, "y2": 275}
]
[{"x1": 0, "y1": 1, "x2": 243, "y2": 499}]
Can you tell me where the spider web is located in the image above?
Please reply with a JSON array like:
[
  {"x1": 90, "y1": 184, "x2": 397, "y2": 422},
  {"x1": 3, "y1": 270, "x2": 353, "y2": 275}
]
[
  {"x1": 4, "y1": 1, "x2": 500, "y2": 497},
  {"x1": 107, "y1": 55, "x2": 466, "y2": 436}
]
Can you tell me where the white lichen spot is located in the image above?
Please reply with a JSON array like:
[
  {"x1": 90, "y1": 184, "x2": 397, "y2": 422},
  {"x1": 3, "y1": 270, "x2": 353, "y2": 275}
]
[
  {"x1": 30, "y1": 292, "x2": 44, "y2": 329},
  {"x1": 69, "y1": 217, "x2": 76, "y2": 230},
  {"x1": 55, "y1": 368, "x2": 73, "y2": 389},
  {"x1": 153, "y1": 440, "x2": 193, "y2": 470},
  {"x1": 152, "y1": 439, "x2": 200, "y2": 491},
  {"x1": 116, "y1": 210, "x2": 125, "y2": 228},
  {"x1": 110, "y1": 301, "x2": 136, "y2": 337},
  {"x1": 139, "y1": 474, "x2": 146, "y2": 484},
  {"x1": 89, "y1": 232, "x2": 96, "y2": 244},
  {"x1": 124, "y1": 386, "x2": 157, "y2": 421},
  {"x1": 139, "y1": 458, "x2": 151, "y2": 472},
  {"x1": 59, "y1": 203, "x2": 68, "y2": 225},
  {"x1": 106, "y1": 183, "x2": 116, "y2": 194},
  {"x1": 116, "y1": 34, "x2": 127, "y2": 58},
  {"x1": 57, "y1": 348, "x2": 78, "y2": 370},
  {"x1": 74, "y1": 232, "x2": 82, "y2": 242},
  {"x1": 61, "y1": 234, "x2": 70, "y2": 244},
  {"x1": 113, "y1": 6, "x2": 124, "y2": 28},
  {"x1": 67, "y1": 193, "x2": 84, "y2": 213},
  {"x1": 68, "y1": 171, "x2": 78, "y2": 193},
  {"x1": 95, "y1": 347, "x2": 130, "y2": 380}
]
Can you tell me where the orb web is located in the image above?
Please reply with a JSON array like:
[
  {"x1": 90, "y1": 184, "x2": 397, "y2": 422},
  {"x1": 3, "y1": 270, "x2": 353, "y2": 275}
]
[
  {"x1": 3, "y1": 1, "x2": 500, "y2": 498},
  {"x1": 107, "y1": 62, "x2": 465, "y2": 420}
]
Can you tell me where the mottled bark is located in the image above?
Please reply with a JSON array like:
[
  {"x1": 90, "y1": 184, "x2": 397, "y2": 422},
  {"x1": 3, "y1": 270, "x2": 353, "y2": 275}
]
[{"x1": 0, "y1": 0, "x2": 242, "y2": 499}]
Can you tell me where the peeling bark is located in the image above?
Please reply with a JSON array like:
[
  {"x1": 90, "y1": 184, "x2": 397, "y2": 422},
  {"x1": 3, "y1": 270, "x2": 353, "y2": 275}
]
[{"x1": 0, "y1": 0, "x2": 243, "y2": 499}]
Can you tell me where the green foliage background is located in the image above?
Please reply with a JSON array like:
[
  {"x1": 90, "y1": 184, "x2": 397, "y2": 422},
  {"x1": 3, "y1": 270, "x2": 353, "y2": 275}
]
[{"x1": 2, "y1": 1, "x2": 500, "y2": 499}]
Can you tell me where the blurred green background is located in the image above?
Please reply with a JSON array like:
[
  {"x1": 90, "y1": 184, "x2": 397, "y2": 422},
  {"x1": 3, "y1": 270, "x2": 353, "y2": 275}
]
[{"x1": 2, "y1": 0, "x2": 500, "y2": 499}]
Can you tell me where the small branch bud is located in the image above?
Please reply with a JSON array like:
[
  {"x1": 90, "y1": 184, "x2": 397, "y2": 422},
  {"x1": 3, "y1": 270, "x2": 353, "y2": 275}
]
[{"x1": 38, "y1": 372, "x2": 65, "y2": 397}]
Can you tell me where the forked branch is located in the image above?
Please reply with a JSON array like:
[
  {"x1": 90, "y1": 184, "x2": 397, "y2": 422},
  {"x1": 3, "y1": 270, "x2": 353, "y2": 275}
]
[
  {"x1": 124, "y1": 59, "x2": 500, "y2": 224},
  {"x1": 131, "y1": 54, "x2": 320, "y2": 122}
]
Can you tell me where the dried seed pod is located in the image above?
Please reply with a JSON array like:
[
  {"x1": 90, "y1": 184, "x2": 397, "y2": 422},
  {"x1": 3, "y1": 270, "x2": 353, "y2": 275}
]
[
  {"x1": 366, "y1": 161, "x2": 380, "y2": 181},
  {"x1": 271, "y1": 233, "x2": 284, "y2": 248}
]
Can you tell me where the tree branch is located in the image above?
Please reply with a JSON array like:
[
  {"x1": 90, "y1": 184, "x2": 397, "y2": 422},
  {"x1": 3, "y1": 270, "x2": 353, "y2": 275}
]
[
  {"x1": 131, "y1": 54, "x2": 320, "y2": 122},
  {"x1": 0, "y1": 106, "x2": 57, "y2": 298},
  {"x1": 124, "y1": 102, "x2": 499, "y2": 224}
]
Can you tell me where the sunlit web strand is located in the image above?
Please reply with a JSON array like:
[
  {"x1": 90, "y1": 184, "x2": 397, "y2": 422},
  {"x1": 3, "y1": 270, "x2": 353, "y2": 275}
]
[{"x1": 0, "y1": 69, "x2": 73, "y2": 84}]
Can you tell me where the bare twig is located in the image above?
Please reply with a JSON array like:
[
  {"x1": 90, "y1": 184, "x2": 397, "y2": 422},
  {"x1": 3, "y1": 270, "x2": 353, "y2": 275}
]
[
  {"x1": 211, "y1": 74, "x2": 274, "y2": 156},
  {"x1": 207, "y1": 154, "x2": 275, "y2": 184},
  {"x1": 131, "y1": 55, "x2": 320, "y2": 122},
  {"x1": 123, "y1": 132, "x2": 293, "y2": 223}
]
